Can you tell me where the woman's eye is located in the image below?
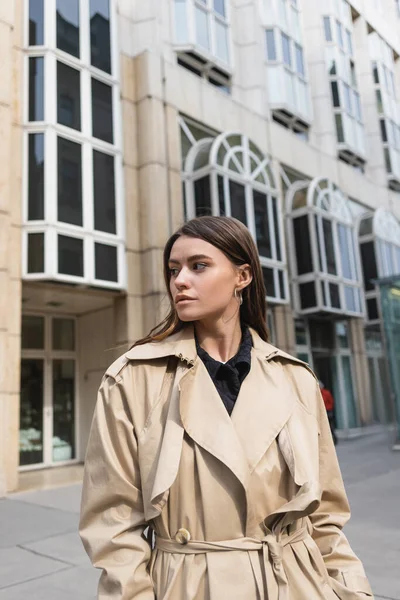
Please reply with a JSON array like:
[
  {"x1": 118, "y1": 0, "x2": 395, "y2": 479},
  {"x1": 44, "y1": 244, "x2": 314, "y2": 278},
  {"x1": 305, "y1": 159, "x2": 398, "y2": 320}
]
[
  {"x1": 169, "y1": 268, "x2": 179, "y2": 277},
  {"x1": 193, "y1": 263, "x2": 207, "y2": 271}
]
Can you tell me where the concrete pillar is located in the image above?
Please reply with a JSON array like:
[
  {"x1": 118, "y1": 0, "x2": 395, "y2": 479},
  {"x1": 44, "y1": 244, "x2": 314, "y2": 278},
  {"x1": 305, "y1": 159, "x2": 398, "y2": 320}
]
[{"x1": 0, "y1": 0, "x2": 23, "y2": 494}]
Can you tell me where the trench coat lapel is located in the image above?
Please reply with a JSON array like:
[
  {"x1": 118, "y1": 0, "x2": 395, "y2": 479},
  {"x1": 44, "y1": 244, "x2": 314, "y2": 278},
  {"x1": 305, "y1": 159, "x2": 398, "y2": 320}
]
[
  {"x1": 179, "y1": 358, "x2": 251, "y2": 490},
  {"x1": 231, "y1": 349, "x2": 296, "y2": 474}
]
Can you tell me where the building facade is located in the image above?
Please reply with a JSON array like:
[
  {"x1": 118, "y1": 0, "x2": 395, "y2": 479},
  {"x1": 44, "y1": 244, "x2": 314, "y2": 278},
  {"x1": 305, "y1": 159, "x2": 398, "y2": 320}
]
[{"x1": 1, "y1": 0, "x2": 400, "y2": 493}]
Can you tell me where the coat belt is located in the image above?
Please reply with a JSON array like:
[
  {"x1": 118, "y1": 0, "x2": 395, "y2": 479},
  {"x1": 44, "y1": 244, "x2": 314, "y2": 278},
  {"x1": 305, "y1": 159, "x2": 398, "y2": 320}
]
[{"x1": 155, "y1": 526, "x2": 310, "y2": 600}]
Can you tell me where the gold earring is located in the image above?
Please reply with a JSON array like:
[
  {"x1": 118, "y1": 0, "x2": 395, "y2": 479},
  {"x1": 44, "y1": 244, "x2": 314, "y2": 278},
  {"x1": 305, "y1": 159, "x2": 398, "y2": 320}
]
[{"x1": 235, "y1": 288, "x2": 243, "y2": 306}]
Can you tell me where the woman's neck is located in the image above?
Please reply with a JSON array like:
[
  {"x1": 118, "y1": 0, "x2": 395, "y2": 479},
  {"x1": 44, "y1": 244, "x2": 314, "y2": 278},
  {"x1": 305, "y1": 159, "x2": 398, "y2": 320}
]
[{"x1": 194, "y1": 318, "x2": 243, "y2": 363}]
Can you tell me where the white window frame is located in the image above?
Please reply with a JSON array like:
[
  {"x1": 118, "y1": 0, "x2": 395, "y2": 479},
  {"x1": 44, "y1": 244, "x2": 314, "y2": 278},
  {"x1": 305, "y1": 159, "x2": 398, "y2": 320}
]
[{"x1": 23, "y1": 0, "x2": 125, "y2": 290}]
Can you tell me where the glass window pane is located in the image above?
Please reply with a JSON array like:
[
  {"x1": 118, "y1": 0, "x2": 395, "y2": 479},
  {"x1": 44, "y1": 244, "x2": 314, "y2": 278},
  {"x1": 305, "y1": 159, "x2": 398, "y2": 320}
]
[
  {"x1": 343, "y1": 83, "x2": 352, "y2": 114},
  {"x1": 367, "y1": 297, "x2": 379, "y2": 320},
  {"x1": 336, "y1": 20, "x2": 343, "y2": 49},
  {"x1": 254, "y1": 191, "x2": 271, "y2": 258},
  {"x1": 322, "y1": 218, "x2": 337, "y2": 275},
  {"x1": 278, "y1": 270, "x2": 285, "y2": 299},
  {"x1": 195, "y1": 6, "x2": 210, "y2": 50},
  {"x1": 56, "y1": 0, "x2": 80, "y2": 58},
  {"x1": 28, "y1": 232, "x2": 45, "y2": 273},
  {"x1": 29, "y1": 0, "x2": 44, "y2": 45},
  {"x1": 266, "y1": 29, "x2": 276, "y2": 61},
  {"x1": 341, "y1": 356, "x2": 359, "y2": 428},
  {"x1": 174, "y1": 0, "x2": 188, "y2": 43},
  {"x1": 346, "y1": 29, "x2": 352, "y2": 55},
  {"x1": 295, "y1": 319, "x2": 307, "y2": 345},
  {"x1": 295, "y1": 43, "x2": 304, "y2": 77},
  {"x1": 53, "y1": 359, "x2": 75, "y2": 462},
  {"x1": 331, "y1": 81, "x2": 340, "y2": 107},
  {"x1": 229, "y1": 180, "x2": 247, "y2": 225},
  {"x1": 329, "y1": 282, "x2": 340, "y2": 308},
  {"x1": 380, "y1": 119, "x2": 387, "y2": 142},
  {"x1": 384, "y1": 147, "x2": 392, "y2": 173},
  {"x1": 29, "y1": 57, "x2": 44, "y2": 121},
  {"x1": 20, "y1": 359, "x2": 44, "y2": 466},
  {"x1": 299, "y1": 281, "x2": 316, "y2": 309},
  {"x1": 338, "y1": 224, "x2": 352, "y2": 279},
  {"x1": 344, "y1": 286, "x2": 356, "y2": 312},
  {"x1": 354, "y1": 91, "x2": 361, "y2": 121},
  {"x1": 194, "y1": 176, "x2": 212, "y2": 216},
  {"x1": 215, "y1": 20, "x2": 229, "y2": 63},
  {"x1": 21, "y1": 315, "x2": 44, "y2": 349},
  {"x1": 57, "y1": 137, "x2": 82, "y2": 226},
  {"x1": 218, "y1": 174, "x2": 225, "y2": 215},
  {"x1": 53, "y1": 318, "x2": 75, "y2": 350},
  {"x1": 323, "y1": 16, "x2": 332, "y2": 42},
  {"x1": 272, "y1": 197, "x2": 282, "y2": 261},
  {"x1": 373, "y1": 63, "x2": 379, "y2": 84},
  {"x1": 93, "y1": 150, "x2": 116, "y2": 233},
  {"x1": 376, "y1": 89, "x2": 383, "y2": 113},
  {"x1": 91, "y1": 78, "x2": 114, "y2": 143},
  {"x1": 57, "y1": 62, "x2": 81, "y2": 131},
  {"x1": 281, "y1": 32, "x2": 291, "y2": 67},
  {"x1": 95, "y1": 243, "x2": 118, "y2": 282},
  {"x1": 58, "y1": 235, "x2": 84, "y2": 277},
  {"x1": 262, "y1": 267, "x2": 275, "y2": 298},
  {"x1": 214, "y1": 0, "x2": 225, "y2": 17},
  {"x1": 335, "y1": 113, "x2": 344, "y2": 142},
  {"x1": 90, "y1": 0, "x2": 112, "y2": 73},
  {"x1": 293, "y1": 216, "x2": 313, "y2": 275},
  {"x1": 360, "y1": 241, "x2": 378, "y2": 291},
  {"x1": 28, "y1": 133, "x2": 45, "y2": 220}
]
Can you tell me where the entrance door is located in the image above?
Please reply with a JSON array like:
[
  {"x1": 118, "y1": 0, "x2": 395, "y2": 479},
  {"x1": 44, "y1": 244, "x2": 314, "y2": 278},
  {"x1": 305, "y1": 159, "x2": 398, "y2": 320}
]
[{"x1": 20, "y1": 315, "x2": 77, "y2": 469}]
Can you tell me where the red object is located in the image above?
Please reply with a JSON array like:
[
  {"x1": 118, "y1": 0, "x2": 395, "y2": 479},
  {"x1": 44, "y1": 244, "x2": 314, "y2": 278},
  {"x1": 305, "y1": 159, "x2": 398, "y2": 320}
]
[{"x1": 321, "y1": 388, "x2": 334, "y2": 412}]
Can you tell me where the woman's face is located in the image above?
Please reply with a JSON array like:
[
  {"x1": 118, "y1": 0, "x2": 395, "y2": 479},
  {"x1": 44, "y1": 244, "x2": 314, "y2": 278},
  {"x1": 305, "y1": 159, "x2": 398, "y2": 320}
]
[{"x1": 168, "y1": 235, "x2": 251, "y2": 323}]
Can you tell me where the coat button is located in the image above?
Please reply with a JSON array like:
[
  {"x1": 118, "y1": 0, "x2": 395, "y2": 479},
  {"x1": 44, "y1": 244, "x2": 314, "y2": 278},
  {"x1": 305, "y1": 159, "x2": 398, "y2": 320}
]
[{"x1": 175, "y1": 528, "x2": 191, "y2": 545}]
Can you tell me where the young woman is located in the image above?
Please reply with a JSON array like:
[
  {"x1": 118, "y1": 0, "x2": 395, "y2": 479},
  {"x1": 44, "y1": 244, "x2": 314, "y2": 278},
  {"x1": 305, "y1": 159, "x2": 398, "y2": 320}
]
[{"x1": 80, "y1": 216, "x2": 373, "y2": 600}]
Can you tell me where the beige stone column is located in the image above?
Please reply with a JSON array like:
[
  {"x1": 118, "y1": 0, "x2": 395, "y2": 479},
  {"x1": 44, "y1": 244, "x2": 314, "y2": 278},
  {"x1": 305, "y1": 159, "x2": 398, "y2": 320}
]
[
  {"x1": 273, "y1": 305, "x2": 296, "y2": 355},
  {"x1": 0, "y1": 1, "x2": 23, "y2": 494},
  {"x1": 349, "y1": 318, "x2": 372, "y2": 426}
]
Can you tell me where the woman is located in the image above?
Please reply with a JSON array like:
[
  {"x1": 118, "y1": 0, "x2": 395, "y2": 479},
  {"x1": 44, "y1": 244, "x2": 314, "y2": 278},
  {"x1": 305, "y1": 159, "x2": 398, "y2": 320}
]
[{"x1": 80, "y1": 216, "x2": 373, "y2": 599}]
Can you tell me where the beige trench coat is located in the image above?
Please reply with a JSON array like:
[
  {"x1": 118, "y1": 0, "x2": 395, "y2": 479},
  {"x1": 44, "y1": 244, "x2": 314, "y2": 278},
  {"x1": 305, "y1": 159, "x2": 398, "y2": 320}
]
[{"x1": 79, "y1": 325, "x2": 373, "y2": 600}]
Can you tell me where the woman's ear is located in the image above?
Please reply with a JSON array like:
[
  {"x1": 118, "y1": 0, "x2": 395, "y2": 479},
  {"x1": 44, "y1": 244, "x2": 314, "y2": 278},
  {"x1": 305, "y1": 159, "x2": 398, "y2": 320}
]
[{"x1": 238, "y1": 264, "x2": 252, "y2": 290}]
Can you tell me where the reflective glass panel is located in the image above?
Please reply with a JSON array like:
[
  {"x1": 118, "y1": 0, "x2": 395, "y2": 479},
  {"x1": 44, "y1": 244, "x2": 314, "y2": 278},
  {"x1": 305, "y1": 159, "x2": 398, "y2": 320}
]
[
  {"x1": 90, "y1": 0, "x2": 111, "y2": 73},
  {"x1": 58, "y1": 235, "x2": 84, "y2": 277},
  {"x1": 322, "y1": 218, "x2": 337, "y2": 275},
  {"x1": 299, "y1": 282, "x2": 316, "y2": 309},
  {"x1": 22, "y1": 315, "x2": 45, "y2": 349},
  {"x1": 272, "y1": 197, "x2": 282, "y2": 261},
  {"x1": 338, "y1": 224, "x2": 352, "y2": 279},
  {"x1": 295, "y1": 44, "x2": 304, "y2": 77},
  {"x1": 57, "y1": 137, "x2": 82, "y2": 226},
  {"x1": 360, "y1": 241, "x2": 377, "y2": 291},
  {"x1": 214, "y1": 0, "x2": 225, "y2": 17},
  {"x1": 29, "y1": 57, "x2": 44, "y2": 121},
  {"x1": 331, "y1": 81, "x2": 340, "y2": 107},
  {"x1": 293, "y1": 216, "x2": 312, "y2": 275},
  {"x1": 28, "y1": 133, "x2": 45, "y2": 220},
  {"x1": 195, "y1": 6, "x2": 210, "y2": 50},
  {"x1": 323, "y1": 16, "x2": 332, "y2": 41},
  {"x1": 20, "y1": 359, "x2": 44, "y2": 466},
  {"x1": 262, "y1": 267, "x2": 275, "y2": 298},
  {"x1": 93, "y1": 150, "x2": 116, "y2": 233},
  {"x1": 53, "y1": 318, "x2": 75, "y2": 350},
  {"x1": 53, "y1": 359, "x2": 75, "y2": 462},
  {"x1": 266, "y1": 30, "x2": 276, "y2": 60},
  {"x1": 254, "y1": 191, "x2": 271, "y2": 258},
  {"x1": 281, "y1": 32, "x2": 291, "y2": 67},
  {"x1": 56, "y1": 0, "x2": 80, "y2": 58},
  {"x1": 29, "y1": 0, "x2": 44, "y2": 45},
  {"x1": 215, "y1": 21, "x2": 229, "y2": 63},
  {"x1": 57, "y1": 62, "x2": 81, "y2": 131},
  {"x1": 95, "y1": 243, "x2": 118, "y2": 282},
  {"x1": 28, "y1": 232, "x2": 45, "y2": 273},
  {"x1": 229, "y1": 180, "x2": 247, "y2": 225},
  {"x1": 329, "y1": 282, "x2": 341, "y2": 308},
  {"x1": 194, "y1": 176, "x2": 212, "y2": 216},
  {"x1": 92, "y1": 78, "x2": 113, "y2": 143},
  {"x1": 174, "y1": 0, "x2": 188, "y2": 44}
]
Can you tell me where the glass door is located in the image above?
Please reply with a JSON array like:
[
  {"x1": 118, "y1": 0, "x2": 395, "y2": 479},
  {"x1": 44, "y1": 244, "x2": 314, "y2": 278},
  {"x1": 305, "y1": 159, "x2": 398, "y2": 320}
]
[{"x1": 20, "y1": 359, "x2": 45, "y2": 466}]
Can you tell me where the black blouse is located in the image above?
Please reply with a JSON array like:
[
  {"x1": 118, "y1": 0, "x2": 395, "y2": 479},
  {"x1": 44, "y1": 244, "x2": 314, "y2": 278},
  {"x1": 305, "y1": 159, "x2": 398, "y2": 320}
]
[{"x1": 195, "y1": 326, "x2": 252, "y2": 415}]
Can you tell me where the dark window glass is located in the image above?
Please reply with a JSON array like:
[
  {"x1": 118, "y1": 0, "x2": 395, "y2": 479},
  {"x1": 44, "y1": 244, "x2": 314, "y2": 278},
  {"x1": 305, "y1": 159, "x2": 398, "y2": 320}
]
[
  {"x1": 57, "y1": 62, "x2": 81, "y2": 130},
  {"x1": 29, "y1": 57, "x2": 44, "y2": 121},
  {"x1": 309, "y1": 319, "x2": 333, "y2": 348},
  {"x1": 335, "y1": 114, "x2": 344, "y2": 142},
  {"x1": 194, "y1": 176, "x2": 212, "y2": 216},
  {"x1": 262, "y1": 267, "x2": 275, "y2": 297},
  {"x1": 53, "y1": 319, "x2": 75, "y2": 350},
  {"x1": 278, "y1": 270, "x2": 285, "y2": 299},
  {"x1": 57, "y1": 0, "x2": 80, "y2": 58},
  {"x1": 373, "y1": 63, "x2": 379, "y2": 84},
  {"x1": 380, "y1": 119, "x2": 387, "y2": 142},
  {"x1": 229, "y1": 180, "x2": 247, "y2": 225},
  {"x1": 21, "y1": 315, "x2": 45, "y2": 349},
  {"x1": 360, "y1": 241, "x2": 378, "y2": 291},
  {"x1": 29, "y1": 0, "x2": 44, "y2": 45},
  {"x1": 321, "y1": 280, "x2": 327, "y2": 306},
  {"x1": 28, "y1": 133, "x2": 45, "y2": 220},
  {"x1": 384, "y1": 147, "x2": 392, "y2": 173},
  {"x1": 28, "y1": 233, "x2": 44, "y2": 273},
  {"x1": 331, "y1": 81, "x2": 340, "y2": 107},
  {"x1": 376, "y1": 89, "x2": 383, "y2": 113},
  {"x1": 57, "y1": 137, "x2": 82, "y2": 226},
  {"x1": 254, "y1": 191, "x2": 271, "y2": 258},
  {"x1": 58, "y1": 235, "x2": 84, "y2": 277},
  {"x1": 20, "y1": 359, "x2": 44, "y2": 466},
  {"x1": 92, "y1": 78, "x2": 113, "y2": 143},
  {"x1": 90, "y1": 0, "x2": 111, "y2": 74},
  {"x1": 52, "y1": 359, "x2": 75, "y2": 461},
  {"x1": 218, "y1": 175, "x2": 225, "y2": 215},
  {"x1": 329, "y1": 282, "x2": 340, "y2": 308},
  {"x1": 293, "y1": 216, "x2": 312, "y2": 275},
  {"x1": 322, "y1": 219, "x2": 337, "y2": 275},
  {"x1": 299, "y1": 282, "x2": 316, "y2": 309},
  {"x1": 272, "y1": 197, "x2": 282, "y2": 261},
  {"x1": 93, "y1": 150, "x2": 116, "y2": 234},
  {"x1": 367, "y1": 298, "x2": 379, "y2": 321},
  {"x1": 95, "y1": 243, "x2": 118, "y2": 282}
]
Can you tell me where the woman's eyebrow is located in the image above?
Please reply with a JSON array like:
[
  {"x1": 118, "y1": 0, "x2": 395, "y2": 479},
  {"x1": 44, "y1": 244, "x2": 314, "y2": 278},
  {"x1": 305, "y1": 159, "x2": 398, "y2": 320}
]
[{"x1": 168, "y1": 254, "x2": 213, "y2": 264}]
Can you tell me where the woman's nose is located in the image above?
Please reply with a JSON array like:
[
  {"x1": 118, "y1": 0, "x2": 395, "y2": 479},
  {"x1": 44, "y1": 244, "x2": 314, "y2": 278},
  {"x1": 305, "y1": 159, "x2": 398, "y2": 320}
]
[{"x1": 174, "y1": 268, "x2": 189, "y2": 288}]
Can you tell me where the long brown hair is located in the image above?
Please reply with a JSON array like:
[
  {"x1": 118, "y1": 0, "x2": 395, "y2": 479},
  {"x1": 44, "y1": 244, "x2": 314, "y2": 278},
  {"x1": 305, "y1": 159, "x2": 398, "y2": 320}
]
[{"x1": 132, "y1": 216, "x2": 269, "y2": 347}]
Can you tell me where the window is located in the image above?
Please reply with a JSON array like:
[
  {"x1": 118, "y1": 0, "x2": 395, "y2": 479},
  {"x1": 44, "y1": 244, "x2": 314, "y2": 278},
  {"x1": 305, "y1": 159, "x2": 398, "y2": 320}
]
[
  {"x1": 323, "y1": 16, "x2": 332, "y2": 42},
  {"x1": 182, "y1": 125, "x2": 288, "y2": 303},
  {"x1": 281, "y1": 32, "x2": 291, "y2": 67},
  {"x1": 295, "y1": 43, "x2": 304, "y2": 77},
  {"x1": 266, "y1": 29, "x2": 276, "y2": 61},
  {"x1": 24, "y1": 0, "x2": 123, "y2": 289}
]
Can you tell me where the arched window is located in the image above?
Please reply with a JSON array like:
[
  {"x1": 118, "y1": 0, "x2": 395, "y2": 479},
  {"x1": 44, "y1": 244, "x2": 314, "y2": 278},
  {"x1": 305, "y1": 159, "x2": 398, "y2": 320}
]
[
  {"x1": 184, "y1": 132, "x2": 288, "y2": 303},
  {"x1": 286, "y1": 176, "x2": 363, "y2": 316},
  {"x1": 359, "y1": 208, "x2": 400, "y2": 323}
]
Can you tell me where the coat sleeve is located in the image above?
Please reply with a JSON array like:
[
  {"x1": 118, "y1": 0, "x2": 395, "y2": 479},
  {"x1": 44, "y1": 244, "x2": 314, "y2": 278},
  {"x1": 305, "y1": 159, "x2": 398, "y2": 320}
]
[
  {"x1": 79, "y1": 374, "x2": 155, "y2": 600},
  {"x1": 309, "y1": 380, "x2": 374, "y2": 599}
]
